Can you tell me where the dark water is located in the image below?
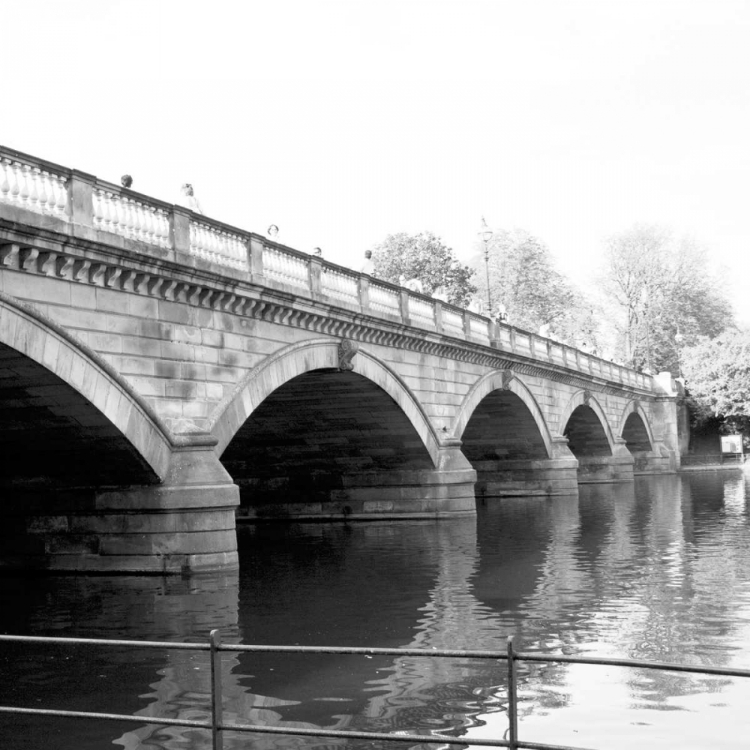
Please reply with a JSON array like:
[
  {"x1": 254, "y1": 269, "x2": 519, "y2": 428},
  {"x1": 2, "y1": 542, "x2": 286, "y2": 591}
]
[{"x1": 2, "y1": 473, "x2": 750, "y2": 749}]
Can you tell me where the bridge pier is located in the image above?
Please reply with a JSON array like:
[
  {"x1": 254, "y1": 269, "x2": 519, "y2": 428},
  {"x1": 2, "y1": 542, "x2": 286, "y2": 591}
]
[
  {"x1": 0, "y1": 442, "x2": 239, "y2": 574},
  {"x1": 631, "y1": 445, "x2": 676, "y2": 475},
  {"x1": 235, "y1": 442, "x2": 477, "y2": 521},
  {"x1": 575, "y1": 439, "x2": 635, "y2": 484},
  {"x1": 472, "y1": 437, "x2": 580, "y2": 498},
  {"x1": 338, "y1": 442, "x2": 477, "y2": 519},
  {"x1": 474, "y1": 457, "x2": 580, "y2": 498}
]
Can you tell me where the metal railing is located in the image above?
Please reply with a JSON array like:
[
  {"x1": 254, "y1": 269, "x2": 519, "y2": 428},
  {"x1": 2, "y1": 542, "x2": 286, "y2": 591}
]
[{"x1": 2, "y1": 633, "x2": 750, "y2": 750}]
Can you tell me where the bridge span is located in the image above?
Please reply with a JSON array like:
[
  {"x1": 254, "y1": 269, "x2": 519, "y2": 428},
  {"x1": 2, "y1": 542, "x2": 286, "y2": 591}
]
[{"x1": 0, "y1": 146, "x2": 680, "y2": 573}]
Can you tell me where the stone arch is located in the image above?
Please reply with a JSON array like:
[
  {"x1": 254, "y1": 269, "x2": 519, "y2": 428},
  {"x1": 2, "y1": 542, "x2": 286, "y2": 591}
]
[
  {"x1": 0, "y1": 292, "x2": 173, "y2": 482},
  {"x1": 208, "y1": 338, "x2": 441, "y2": 466},
  {"x1": 618, "y1": 401, "x2": 655, "y2": 453},
  {"x1": 451, "y1": 370, "x2": 554, "y2": 458},
  {"x1": 558, "y1": 390, "x2": 616, "y2": 456}
]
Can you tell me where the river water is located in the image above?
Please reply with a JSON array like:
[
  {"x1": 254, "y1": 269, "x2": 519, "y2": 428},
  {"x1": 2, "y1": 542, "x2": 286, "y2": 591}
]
[{"x1": 2, "y1": 472, "x2": 750, "y2": 750}]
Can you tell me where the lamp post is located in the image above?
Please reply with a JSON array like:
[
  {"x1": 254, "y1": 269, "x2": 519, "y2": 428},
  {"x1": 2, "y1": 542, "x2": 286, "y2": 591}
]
[{"x1": 479, "y1": 217, "x2": 494, "y2": 315}]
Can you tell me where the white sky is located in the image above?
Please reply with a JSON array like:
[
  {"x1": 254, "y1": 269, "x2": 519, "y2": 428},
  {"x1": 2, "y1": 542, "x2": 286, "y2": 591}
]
[{"x1": 4, "y1": 0, "x2": 750, "y2": 320}]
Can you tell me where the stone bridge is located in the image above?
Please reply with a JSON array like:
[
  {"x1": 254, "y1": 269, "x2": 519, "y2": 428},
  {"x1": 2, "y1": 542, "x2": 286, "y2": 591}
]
[{"x1": 0, "y1": 146, "x2": 680, "y2": 573}]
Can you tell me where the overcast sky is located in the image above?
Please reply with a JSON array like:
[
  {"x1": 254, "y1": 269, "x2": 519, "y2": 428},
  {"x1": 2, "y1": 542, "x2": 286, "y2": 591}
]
[{"x1": 4, "y1": 0, "x2": 749, "y2": 320}]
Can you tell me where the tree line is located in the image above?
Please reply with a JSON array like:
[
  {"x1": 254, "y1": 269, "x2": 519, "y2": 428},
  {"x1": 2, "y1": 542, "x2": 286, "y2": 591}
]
[{"x1": 368, "y1": 225, "x2": 747, "y2": 443}]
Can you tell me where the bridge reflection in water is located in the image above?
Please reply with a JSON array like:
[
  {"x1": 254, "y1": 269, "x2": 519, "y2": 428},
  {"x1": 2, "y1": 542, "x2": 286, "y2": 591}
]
[{"x1": 2, "y1": 473, "x2": 750, "y2": 749}]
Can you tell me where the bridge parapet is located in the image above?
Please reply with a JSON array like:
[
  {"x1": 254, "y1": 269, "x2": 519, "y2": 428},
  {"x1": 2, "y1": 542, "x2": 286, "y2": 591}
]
[{"x1": 1, "y1": 145, "x2": 654, "y2": 393}]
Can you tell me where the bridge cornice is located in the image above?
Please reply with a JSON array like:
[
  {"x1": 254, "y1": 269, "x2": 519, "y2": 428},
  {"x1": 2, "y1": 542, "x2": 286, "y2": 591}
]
[{"x1": 0, "y1": 217, "x2": 665, "y2": 405}]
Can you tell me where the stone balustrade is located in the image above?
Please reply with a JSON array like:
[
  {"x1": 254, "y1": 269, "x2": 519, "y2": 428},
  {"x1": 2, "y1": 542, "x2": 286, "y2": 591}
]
[
  {"x1": 1, "y1": 154, "x2": 68, "y2": 218},
  {"x1": 0, "y1": 144, "x2": 653, "y2": 392}
]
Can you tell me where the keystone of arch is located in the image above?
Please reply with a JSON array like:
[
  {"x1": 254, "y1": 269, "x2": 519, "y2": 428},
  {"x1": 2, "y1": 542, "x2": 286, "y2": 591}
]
[
  {"x1": 450, "y1": 370, "x2": 554, "y2": 459},
  {"x1": 0, "y1": 292, "x2": 175, "y2": 481},
  {"x1": 207, "y1": 339, "x2": 442, "y2": 466},
  {"x1": 558, "y1": 389, "x2": 617, "y2": 454}
]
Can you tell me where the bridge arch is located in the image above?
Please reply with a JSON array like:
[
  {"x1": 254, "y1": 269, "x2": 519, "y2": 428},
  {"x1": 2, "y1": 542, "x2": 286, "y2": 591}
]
[
  {"x1": 208, "y1": 338, "x2": 441, "y2": 465},
  {"x1": 618, "y1": 401, "x2": 655, "y2": 453},
  {"x1": 558, "y1": 390, "x2": 616, "y2": 457},
  {"x1": 451, "y1": 370, "x2": 553, "y2": 458},
  {"x1": 0, "y1": 293, "x2": 172, "y2": 485}
]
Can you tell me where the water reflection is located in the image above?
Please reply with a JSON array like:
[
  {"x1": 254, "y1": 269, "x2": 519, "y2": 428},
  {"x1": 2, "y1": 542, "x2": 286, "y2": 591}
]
[{"x1": 2, "y1": 474, "x2": 750, "y2": 750}]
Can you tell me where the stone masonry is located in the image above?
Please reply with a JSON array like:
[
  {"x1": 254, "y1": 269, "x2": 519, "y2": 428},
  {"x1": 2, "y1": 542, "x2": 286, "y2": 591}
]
[{"x1": 0, "y1": 147, "x2": 680, "y2": 573}]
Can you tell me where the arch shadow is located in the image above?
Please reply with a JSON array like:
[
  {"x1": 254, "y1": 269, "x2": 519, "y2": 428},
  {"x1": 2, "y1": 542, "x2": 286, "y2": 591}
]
[
  {"x1": 617, "y1": 400, "x2": 656, "y2": 451},
  {"x1": 558, "y1": 390, "x2": 616, "y2": 454},
  {"x1": 0, "y1": 292, "x2": 173, "y2": 482},
  {"x1": 450, "y1": 370, "x2": 554, "y2": 458},
  {"x1": 207, "y1": 339, "x2": 441, "y2": 467}
]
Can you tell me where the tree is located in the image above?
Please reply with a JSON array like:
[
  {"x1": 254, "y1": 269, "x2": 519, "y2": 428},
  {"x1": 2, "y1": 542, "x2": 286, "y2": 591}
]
[
  {"x1": 469, "y1": 228, "x2": 583, "y2": 337},
  {"x1": 599, "y1": 225, "x2": 733, "y2": 373},
  {"x1": 370, "y1": 232, "x2": 476, "y2": 307},
  {"x1": 680, "y1": 329, "x2": 750, "y2": 434}
]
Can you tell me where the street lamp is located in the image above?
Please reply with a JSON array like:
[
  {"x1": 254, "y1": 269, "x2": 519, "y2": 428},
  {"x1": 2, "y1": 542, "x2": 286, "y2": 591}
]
[{"x1": 479, "y1": 217, "x2": 493, "y2": 315}]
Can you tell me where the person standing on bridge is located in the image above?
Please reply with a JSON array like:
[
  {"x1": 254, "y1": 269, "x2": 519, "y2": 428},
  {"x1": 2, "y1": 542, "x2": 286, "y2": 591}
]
[
  {"x1": 360, "y1": 249, "x2": 375, "y2": 276},
  {"x1": 178, "y1": 183, "x2": 203, "y2": 214}
]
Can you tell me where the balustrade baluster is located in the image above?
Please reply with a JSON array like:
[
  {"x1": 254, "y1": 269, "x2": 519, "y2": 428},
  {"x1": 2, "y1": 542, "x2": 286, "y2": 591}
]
[
  {"x1": 149, "y1": 209, "x2": 159, "y2": 244},
  {"x1": 99, "y1": 191, "x2": 109, "y2": 229},
  {"x1": 207, "y1": 228, "x2": 216, "y2": 263},
  {"x1": 135, "y1": 201, "x2": 145, "y2": 241},
  {"x1": 9, "y1": 162, "x2": 21, "y2": 204},
  {"x1": 124, "y1": 198, "x2": 136, "y2": 238},
  {"x1": 29, "y1": 168, "x2": 41, "y2": 212},
  {"x1": 139, "y1": 203, "x2": 149, "y2": 242},
  {"x1": 0, "y1": 161, "x2": 10, "y2": 203},
  {"x1": 37, "y1": 170, "x2": 50, "y2": 214},
  {"x1": 136, "y1": 202, "x2": 146, "y2": 241},
  {"x1": 158, "y1": 211, "x2": 169, "y2": 246},
  {"x1": 101, "y1": 192, "x2": 112, "y2": 230},
  {"x1": 19, "y1": 165, "x2": 30, "y2": 207},
  {"x1": 55, "y1": 176, "x2": 67, "y2": 216},
  {"x1": 92, "y1": 190, "x2": 102, "y2": 227},
  {"x1": 204, "y1": 227, "x2": 213, "y2": 262},
  {"x1": 111, "y1": 193, "x2": 122, "y2": 233}
]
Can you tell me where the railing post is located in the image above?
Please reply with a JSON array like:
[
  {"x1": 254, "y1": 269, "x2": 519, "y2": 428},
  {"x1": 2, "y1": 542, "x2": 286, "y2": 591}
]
[
  {"x1": 210, "y1": 629, "x2": 224, "y2": 750},
  {"x1": 488, "y1": 318, "x2": 500, "y2": 348},
  {"x1": 399, "y1": 290, "x2": 411, "y2": 326},
  {"x1": 433, "y1": 300, "x2": 444, "y2": 334},
  {"x1": 507, "y1": 637, "x2": 518, "y2": 750},
  {"x1": 358, "y1": 274, "x2": 371, "y2": 313},
  {"x1": 67, "y1": 169, "x2": 96, "y2": 227},
  {"x1": 171, "y1": 206, "x2": 192, "y2": 257},
  {"x1": 249, "y1": 236, "x2": 265, "y2": 281},
  {"x1": 462, "y1": 310, "x2": 472, "y2": 339},
  {"x1": 309, "y1": 257, "x2": 323, "y2": 300}
]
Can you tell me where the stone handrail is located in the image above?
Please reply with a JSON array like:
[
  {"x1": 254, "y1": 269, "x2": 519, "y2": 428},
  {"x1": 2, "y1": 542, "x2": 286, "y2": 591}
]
[{"x1": 0, "y1": 144, "x2": 654, "y2": 392}]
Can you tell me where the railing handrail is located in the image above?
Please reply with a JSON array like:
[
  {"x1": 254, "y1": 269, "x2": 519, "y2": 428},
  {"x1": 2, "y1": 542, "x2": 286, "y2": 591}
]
[
  {"x1": 0, "y1": 143, "x2": 659, "y2": 394},
  {"x1": 2, "y1": 632, "x2": 749, "y2": 750}
]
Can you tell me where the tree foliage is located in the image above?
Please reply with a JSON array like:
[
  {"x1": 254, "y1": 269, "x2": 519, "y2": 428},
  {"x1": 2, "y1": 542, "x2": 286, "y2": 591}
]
[
  {"x1": 680, "y1": 330, "x2": 750, "y2": 431},
  {"x1": 600, "y1": 224, "x2": 732, "y2": 373},
  {"x1": 469, "y1": 229, "x2": 585, "y2": 339},
  {"x1": 370, "y1": 232, "x2": 476, "y2": 307}
]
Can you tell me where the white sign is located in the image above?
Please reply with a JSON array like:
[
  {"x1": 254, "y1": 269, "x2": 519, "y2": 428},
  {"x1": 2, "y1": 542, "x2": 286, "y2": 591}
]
[{"x1": 721, "y1": 435, "x2": 743, "y2": 454}]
